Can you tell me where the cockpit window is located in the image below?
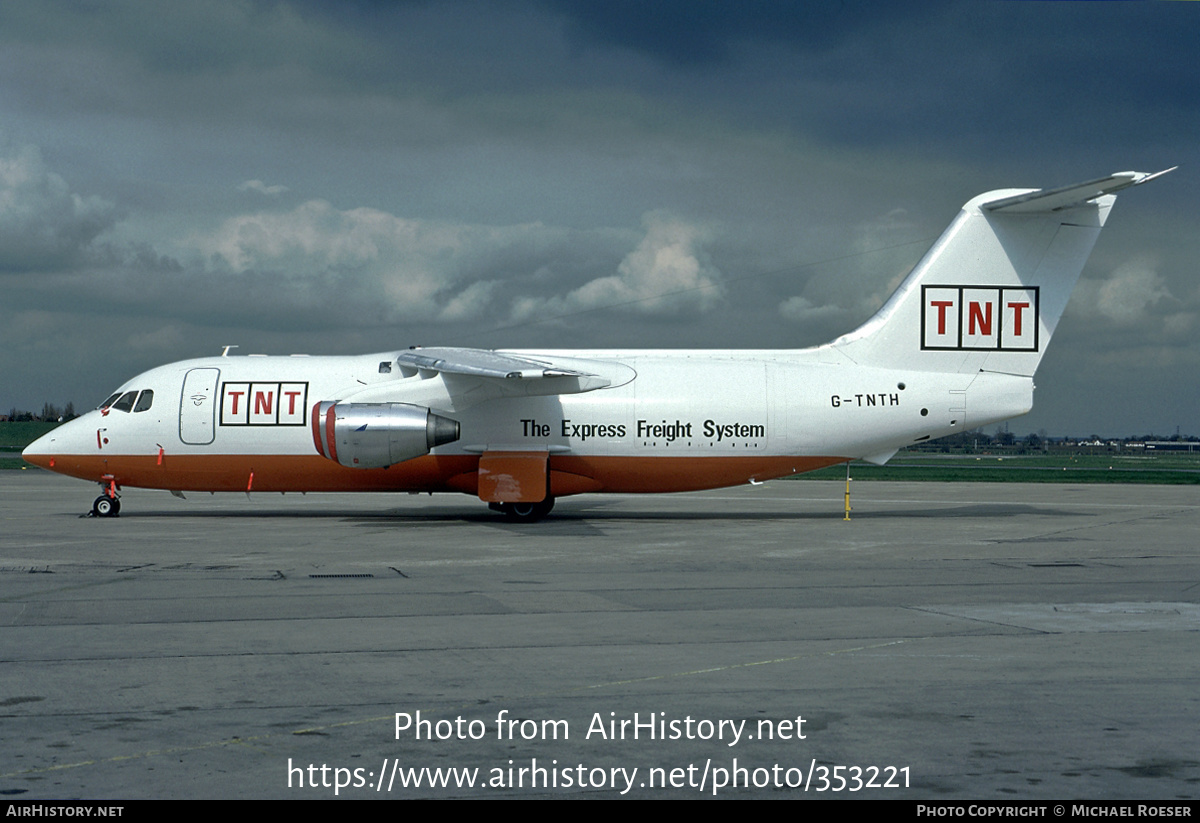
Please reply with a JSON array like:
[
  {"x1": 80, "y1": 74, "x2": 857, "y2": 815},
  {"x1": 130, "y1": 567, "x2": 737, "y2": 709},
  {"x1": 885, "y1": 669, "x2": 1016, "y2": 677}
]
[
  {"x1": 111, "y1": 391, "x2": 138, "y2": 413},
  {"x1": 133, "y1": 390, "x2": 154, "y2": 412},
  {"x1": 99, "y1": 392, "x2": 122, "y2": 410}
]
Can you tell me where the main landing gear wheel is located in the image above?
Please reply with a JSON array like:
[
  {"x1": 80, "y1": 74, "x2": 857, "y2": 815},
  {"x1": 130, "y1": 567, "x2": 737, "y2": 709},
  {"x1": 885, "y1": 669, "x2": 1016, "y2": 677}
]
[
  {"x1": 92, "y1": 495, "x2": 121, "y2": 518},
  {"x1": 499, "y1": 497, "x2": 555, "y2": 522}
]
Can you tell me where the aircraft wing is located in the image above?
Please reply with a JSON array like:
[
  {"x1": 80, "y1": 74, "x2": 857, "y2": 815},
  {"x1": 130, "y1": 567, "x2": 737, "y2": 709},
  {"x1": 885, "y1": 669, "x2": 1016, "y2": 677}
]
[
  {"x1": 396, "y1": 347, "x2": 614, "y2": 392},
  {"x1": 398, "y1": 347, "x2": 601, "y2": 381}
]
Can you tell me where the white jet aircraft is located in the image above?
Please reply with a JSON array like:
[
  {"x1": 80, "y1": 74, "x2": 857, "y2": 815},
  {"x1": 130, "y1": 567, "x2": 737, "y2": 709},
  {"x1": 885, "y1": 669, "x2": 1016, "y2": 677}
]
[{"x1": 23, "y1": 169, "x2": 1172, "y2": 520}]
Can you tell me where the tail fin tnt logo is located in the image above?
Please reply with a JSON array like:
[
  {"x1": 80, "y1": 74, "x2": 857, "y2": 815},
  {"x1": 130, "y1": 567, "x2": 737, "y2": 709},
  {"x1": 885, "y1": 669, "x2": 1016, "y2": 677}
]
[
  {"x1": 220, "y1": 382, "x2": 309, "y2": 426},
  {"x1": 921, "y1": 286, "x2": 1039, "y2": 351}
]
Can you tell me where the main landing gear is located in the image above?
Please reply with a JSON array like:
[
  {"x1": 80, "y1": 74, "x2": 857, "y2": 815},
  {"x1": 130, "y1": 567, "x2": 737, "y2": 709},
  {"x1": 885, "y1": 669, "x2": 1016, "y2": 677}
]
[{"x1": 490, "y1": 497, "x2": 556, "y2": 522}]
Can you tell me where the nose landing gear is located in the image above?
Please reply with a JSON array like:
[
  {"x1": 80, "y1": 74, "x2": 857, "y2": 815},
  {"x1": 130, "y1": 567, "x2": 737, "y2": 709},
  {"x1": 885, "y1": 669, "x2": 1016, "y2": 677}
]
[
  {"x1": 91, "y1": 477, "x2": 121, "y2": 517},
  {"x1": 92, "y1": 494, "x2": 121, "y2": 517}
]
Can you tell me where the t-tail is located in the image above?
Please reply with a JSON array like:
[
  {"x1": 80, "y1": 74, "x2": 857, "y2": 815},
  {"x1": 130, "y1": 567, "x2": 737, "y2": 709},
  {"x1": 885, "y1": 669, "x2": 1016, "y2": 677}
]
[{"x1": 830, "y1": 168, "x2": 1175, "y2": 377}]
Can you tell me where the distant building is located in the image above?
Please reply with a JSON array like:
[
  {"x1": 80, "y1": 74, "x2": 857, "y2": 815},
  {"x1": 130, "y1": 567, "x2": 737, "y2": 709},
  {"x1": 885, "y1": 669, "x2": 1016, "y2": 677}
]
[{"x1": 1144, "y1": 441, "x2": 1199, "y2": 452}]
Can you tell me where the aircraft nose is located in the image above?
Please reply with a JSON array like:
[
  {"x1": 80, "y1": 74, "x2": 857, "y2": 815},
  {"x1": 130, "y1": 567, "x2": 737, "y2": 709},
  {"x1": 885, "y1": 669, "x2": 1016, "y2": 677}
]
[
  {"x1": 22, "y1": 428, "x2": 58, "y2": 469},
  {"x1": 22, "y1": 414, "x2": 92, "y2": 471}
]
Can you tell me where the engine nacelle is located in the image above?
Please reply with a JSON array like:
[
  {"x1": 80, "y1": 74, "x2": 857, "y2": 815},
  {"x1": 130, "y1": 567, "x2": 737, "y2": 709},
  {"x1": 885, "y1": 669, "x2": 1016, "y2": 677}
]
[{"x1": 311, "y1": 402, "x2": 460, "y2": 468}]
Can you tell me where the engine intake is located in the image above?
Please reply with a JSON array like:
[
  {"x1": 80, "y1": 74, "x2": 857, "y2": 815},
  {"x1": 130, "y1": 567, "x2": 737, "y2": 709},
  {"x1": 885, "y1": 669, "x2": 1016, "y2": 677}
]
[{"x1": 311, "y1": 402, "x2": 460, "y2": 468}]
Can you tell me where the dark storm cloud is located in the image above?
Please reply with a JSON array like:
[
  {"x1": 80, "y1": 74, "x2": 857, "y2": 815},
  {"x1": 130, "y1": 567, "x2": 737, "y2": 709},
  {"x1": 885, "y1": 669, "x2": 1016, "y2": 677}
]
[
  {"x1": 540, "y1": 0, "x2": 946, "y2": 65},
  {"x1": 539, "y1": 0, "x2": 1197, "y2": 170}
]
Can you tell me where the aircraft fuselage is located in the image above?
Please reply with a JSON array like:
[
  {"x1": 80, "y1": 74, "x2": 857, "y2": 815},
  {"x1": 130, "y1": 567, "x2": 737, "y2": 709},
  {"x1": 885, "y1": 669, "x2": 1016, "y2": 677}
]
[{"x1": 22, "y1": 349, "x2": 1029, "y2": 497}]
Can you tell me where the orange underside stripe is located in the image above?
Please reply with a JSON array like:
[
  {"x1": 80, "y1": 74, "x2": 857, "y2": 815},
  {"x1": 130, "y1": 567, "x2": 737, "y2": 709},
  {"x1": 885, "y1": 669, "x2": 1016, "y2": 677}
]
[{"x1": 24, "y1": 452, "x2": 848, "y2": 496}]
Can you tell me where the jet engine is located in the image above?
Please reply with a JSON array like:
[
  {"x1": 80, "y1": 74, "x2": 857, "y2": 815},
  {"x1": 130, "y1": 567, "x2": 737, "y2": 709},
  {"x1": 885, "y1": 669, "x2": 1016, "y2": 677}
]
[{"x1": 311, "y1": 402, "x2": 460, "y2": 468}]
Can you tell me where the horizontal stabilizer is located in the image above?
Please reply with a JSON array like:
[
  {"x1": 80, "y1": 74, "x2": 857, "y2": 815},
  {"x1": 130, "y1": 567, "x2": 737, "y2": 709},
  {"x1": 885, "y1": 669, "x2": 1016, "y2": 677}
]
[{"x1": 983, "y1": 167, "x2": 1175, "y2": 214}]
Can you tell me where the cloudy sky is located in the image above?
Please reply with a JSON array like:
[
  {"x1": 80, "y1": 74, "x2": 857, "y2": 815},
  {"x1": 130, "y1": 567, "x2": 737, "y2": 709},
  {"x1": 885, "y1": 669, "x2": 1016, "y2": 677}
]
[{"x1": 1, "y1": 1, "x2": 1195, "y2": 436}]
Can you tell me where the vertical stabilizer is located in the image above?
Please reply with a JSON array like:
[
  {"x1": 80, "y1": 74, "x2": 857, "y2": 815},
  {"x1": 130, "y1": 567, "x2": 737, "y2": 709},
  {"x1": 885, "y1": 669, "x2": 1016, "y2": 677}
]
[{"x1": 829, "y1": 169, "x2": 1173, "y2": 377}]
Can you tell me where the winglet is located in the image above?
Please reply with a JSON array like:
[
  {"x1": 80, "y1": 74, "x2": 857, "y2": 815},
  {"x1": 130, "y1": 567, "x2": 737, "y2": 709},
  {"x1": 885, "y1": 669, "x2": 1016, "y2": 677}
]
[{"x1": 983, "y1": 167, "x2": 1176, "y2": 214}]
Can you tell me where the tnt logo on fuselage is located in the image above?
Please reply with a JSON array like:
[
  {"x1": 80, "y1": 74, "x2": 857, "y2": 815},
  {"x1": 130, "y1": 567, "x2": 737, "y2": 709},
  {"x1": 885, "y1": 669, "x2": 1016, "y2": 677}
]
[
  {"x1": 921, "y1": 285, "x2": 1039, "y2": 351},
  {"x1": 220, "y1": 382, "x2": 309, "y2": 426}
]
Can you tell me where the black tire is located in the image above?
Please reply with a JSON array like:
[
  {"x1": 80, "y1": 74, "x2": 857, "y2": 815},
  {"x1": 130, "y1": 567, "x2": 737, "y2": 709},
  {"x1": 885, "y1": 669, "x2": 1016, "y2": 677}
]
[
  {"x1": 500, "y1": 497, "x2": 555, "y2": 522},
  {"x1": 92, "y1": 495, "x2": 120, "y2": 517}
]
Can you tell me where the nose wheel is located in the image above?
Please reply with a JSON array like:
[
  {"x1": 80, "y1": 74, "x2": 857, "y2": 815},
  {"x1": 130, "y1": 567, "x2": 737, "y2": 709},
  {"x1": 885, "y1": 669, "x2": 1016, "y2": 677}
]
[{"x1": 92, "y1": 494, "x2": 121, "y2": 517}]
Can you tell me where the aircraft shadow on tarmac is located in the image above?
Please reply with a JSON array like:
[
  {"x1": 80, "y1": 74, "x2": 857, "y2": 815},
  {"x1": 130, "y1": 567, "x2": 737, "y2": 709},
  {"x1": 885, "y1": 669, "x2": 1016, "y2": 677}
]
[{"x1": 82, "y1": 501, "x2": 1082, "y2": 524}]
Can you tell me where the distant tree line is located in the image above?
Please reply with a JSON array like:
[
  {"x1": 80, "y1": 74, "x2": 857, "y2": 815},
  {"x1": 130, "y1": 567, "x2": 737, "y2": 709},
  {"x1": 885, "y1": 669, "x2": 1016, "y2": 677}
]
[
  {"x1": 3, "y1": 403, "x2": 77, "y2": 423},
  {"x1": 913, "y1": 429, "x2": 1198, "y2": 454}
]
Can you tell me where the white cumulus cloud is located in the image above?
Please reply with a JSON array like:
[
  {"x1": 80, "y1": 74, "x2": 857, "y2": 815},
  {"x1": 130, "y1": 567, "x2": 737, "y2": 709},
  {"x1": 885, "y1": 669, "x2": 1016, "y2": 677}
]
[
  {"x1": 1073, "y1": 256, "x2": 1178, "y2": 326},
  {"x1": 571, "y1": 210, "x2": 723, "y2": 314},
  {"x1": 510, "y1": 211, "x2": 723, "y2": 324},
  {"x1": 237, "y1": 180, "x2": 289, "y2": 197},
  {"x1": 0, "y1": 143, "x2": 117, "y2": 272}
]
